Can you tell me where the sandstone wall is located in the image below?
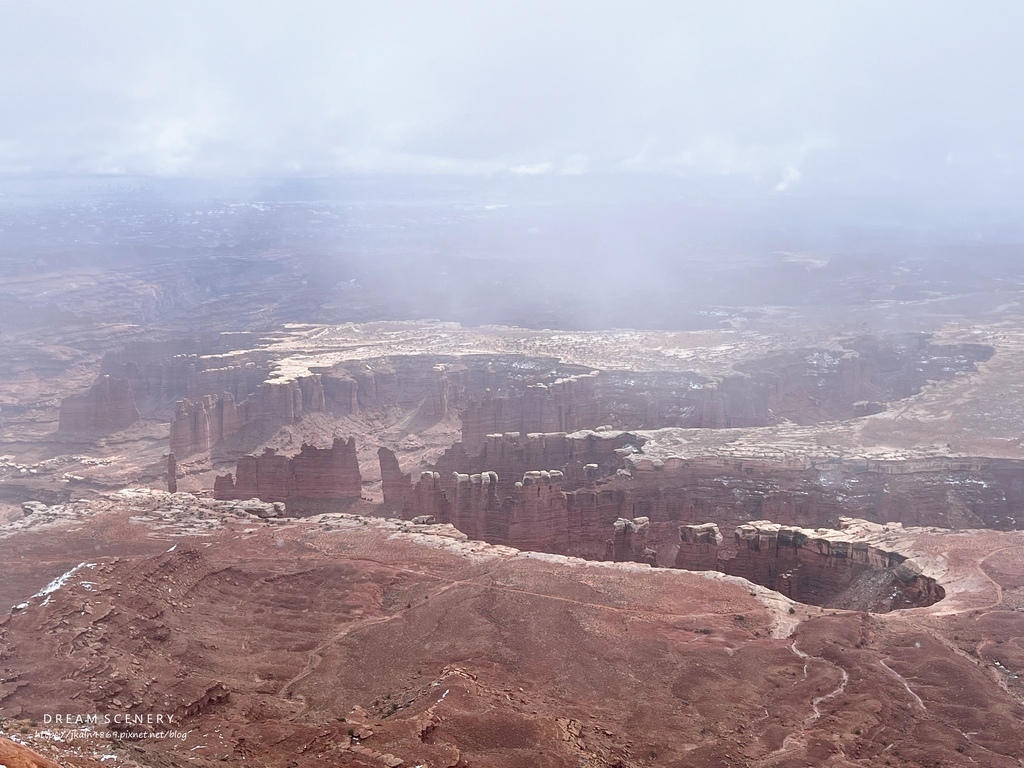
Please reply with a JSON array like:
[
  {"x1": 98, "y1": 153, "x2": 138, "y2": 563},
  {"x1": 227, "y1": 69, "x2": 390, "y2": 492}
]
[
  {"x1": 625, "y1": 455, "x2": 1024, "y2": 533},
  {"x1": 399, "y1": 442, "x2": 1024, "y2": 572},
  {"x1": 676, "y1": 520, "x2": 945, "y2": 611},
  {"x1": 170, "y1": 394, "x2": 241, "y2": 456},
  {"x1": 608, "y1": 517, "x2": 657, "y2": 565},
  {"x1": 170, "y1": 374, "x2": 325, "y2": 456},
  {"x1": 100, "y1": 340, "x2": 201, "y2": 409},
  {"x1": 320, "y1": 358, "x2": 462, "y2": 418},
  {"x1": 427, "y1": 430, "x2": 636, "y2": 499},
  {"x1": 57, "y1": 375, "x2": 140, "y2": 433},
  {"x1": 378, "y1": 446, "x2": 413, "y2": 514},
  {"x1": 461, "y1": 371, "x2": 601, "y2": 451},
  {"x1": 214, "y1": 437, "x2": 361, "y2": 515}
]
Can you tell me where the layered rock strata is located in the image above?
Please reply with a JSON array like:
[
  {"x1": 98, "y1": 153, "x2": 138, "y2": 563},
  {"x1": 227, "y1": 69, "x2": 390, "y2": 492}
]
[
  {"x1": 461, "y1": 370, "x2": 601, "y2": 451},
  {"x1": 403, "y1": 469, "x2": 571, "y2": 551},
  {"x1": 426, "y1": 430, "x2": 637, "y2": 499},
  {"x1": 608, "y1": 516, "x2": 657, "y2": 565},
  {"x1": 378, "y1": 446, "x2": 413, "y2": 514},
  {"x1": 57, "y1": 375, "x2": 140, "y2": 433},
  {"x1": 169, "y1": 374, "x2": 324, "y2": 456},
  {"x1": 676, "y1": 522, "x2": 722, "y2": 570},
  {"x1": 398, "y1": 430, "x2": 1024, "y2": 581},
  {"x1": 623, "y1": 453, "x2": 1024, "y2": 532},
  {"x1": 214, "y1": 437, "x2": 361, "y2": 515},
  {"x1": 170, "y1": 393, "x2": 241, "y2": 456},
  {"x1": 676, "y1": 519, "x2": 945, "y2": 611}
]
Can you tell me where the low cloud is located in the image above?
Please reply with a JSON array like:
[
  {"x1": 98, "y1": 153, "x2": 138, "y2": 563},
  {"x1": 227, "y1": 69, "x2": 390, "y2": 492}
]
[{"x1": 510, "y1": 162, "x2": 554, "y2": 176}]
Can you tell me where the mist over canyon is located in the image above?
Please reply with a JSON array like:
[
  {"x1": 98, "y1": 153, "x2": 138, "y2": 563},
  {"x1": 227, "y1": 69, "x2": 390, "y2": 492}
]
[{"x1": 5, "y1": 3, "x2": 1024, "y2": 766}]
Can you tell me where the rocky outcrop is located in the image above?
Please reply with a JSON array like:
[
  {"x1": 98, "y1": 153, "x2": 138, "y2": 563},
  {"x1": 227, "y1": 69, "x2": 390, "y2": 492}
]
[
  {"x1": 99, "y1": 336, "x2": 267, "y2": 412},
  {"x1": 450, "y1": 470, "x2": 502, "y2": 541},
  {"x1": 378, "y1": 447, "x2": 413, "y2": 514},
  {"x1": 608, "y1": 516, "x2": 657, "y2": 565},
  {"x1": 461, "y1": 371, "x2": 600, "y2": 451},
  {"x1": 400, "y1": 439, "x2": 1024, "y2": 582},
  {"x1": 0, "y1": 736, "x2": 61, "y2": 768},
  {"x1": 167, "y1": 453, "x2": 177, "y2": 494},
  {"x1": 57, "y1": 375, "x2": 140, "y2": 433},
  {"x1": 586, "y1": 336, "x2": 991, "y2": 432},
  {"x1": 320, "y1": 358, "x2": 461, "y2": 418},
  {"x1": 675, "y1": 522, "x2": 722, "y2": 570},
  {"x1": 99, "y1": 340, "x2": 201, "y2": 410},
  {"x1": 623, "y1": 453, "x2": 1024, "y2": 533},
  {"x1": 428, "y1": 430, "x2": 638, "y2": 501},
  {"x1": 170, "y1": 394, "x2": 241, "y2": 456},
  {"x1": 242, "y1": 376, "x2": 325, "y2": 425},
  {"x1": 194, "y1": 362, "x2": 268, "y2": 403},
  {"x1": 169, "y1": 374, "x2": 326, "y2": 456},
  {"x1": 214, "y1": 437, "x2": 361, "y2": 515},
  {"x1": 676, "y1": 519, "x2": 944, "y2": 611}
]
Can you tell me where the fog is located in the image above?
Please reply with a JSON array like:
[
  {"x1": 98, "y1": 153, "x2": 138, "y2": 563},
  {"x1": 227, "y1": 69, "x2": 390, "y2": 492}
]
[
  {"x1": 3, "y1": 0, "x2": 1024, "y2": 333},
  {"x1": 2, "y1": 0, "x2": 1023, "y2": 205}
]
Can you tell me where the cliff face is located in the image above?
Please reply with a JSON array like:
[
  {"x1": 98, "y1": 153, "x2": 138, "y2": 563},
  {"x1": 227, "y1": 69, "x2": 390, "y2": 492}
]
[
  {"x1": 675, "y1": 522, "x2": 722, "y2": 570},
  {"x1": 322, "y1": 359, "x2": 460, "y2": 418},
  {"x1": 676, "y1": 520, "x2": 945, "y2": 612},
  {"x1": 378, "y1": 446, "x2": 413, "y2": 514},
  {"x1": 99, "y1": 341, "x2": 201, "y2": 411},
  {"x1": 427, "y1": 430, "x2": 636, "y2": 500},
  {"x1": 57, "y1": 375, "x2": 140, "y2": 433},
  {"x1": 588, "y1": 337, "x2": 991, "y2": 431},
  {"x1": 396, "y1": 437, "x2": 1024, "y2": 579},
  {"x1": 608, "y1": 517, "x2": 657, "y2": 565},
  {"x1": 171, "y1": 357, "x2": 464, "y2": 456},
  {"x1": 170, "y1": 394, "x2": 241, "y2": 456},
  {"x1": 461, "y1": 371, "x2": 601, "y2": 451},
  {"x1": 623, "y1": 454, "x2": 1024, "y2": 533},
  {"x1": 83, "y1": 332, "x2": 991, "y2": 458},
  {"x1": 169, "y1": 374, "x2": 325, "y2": 456},
  {"x1": 214, "y1": 437, "x2": 361, "y2": 515}
]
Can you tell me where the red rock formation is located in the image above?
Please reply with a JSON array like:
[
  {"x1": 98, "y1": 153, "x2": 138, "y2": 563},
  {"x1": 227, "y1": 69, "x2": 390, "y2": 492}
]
[
  {"x1": 100, "y1": 340, "x2": 201, "y2": 410},
  {"x1": 170, "y1": 393, "x2": 241, "y2": 456},
  {"x1": 676, "y1": 519, "x2": 944, "y2": 611},
  {"x1": 675, "y1": 522, "x2": 723, "y2": 570},
  {"x1": 194, "y1": 362, "x2": 268, "y2": 402},
  {"x1": 461, "y1": 371, "x2": 600, "y2": 451},
  {"x1": 167, "y1": 453, "x2": 177, "y2": 493},
  {"x1": 608, "y1": 516, "x2": 657, "y2": 565},
  {"x1": 505, "y1": 470, "x2": 569, "y2": 551},
  {"x1": 0, "y1": 736, "x2": 61, "y2": 768},
  {"x1": 214, "y1": 437, "x2": 361, "y2": 515},
  {"x1": 170, "y1": 374, "x2": 327, "y2": 456},
  {"x1": 100, "y1": 337, "x2": 268, "y2": 413},
  {"x1": 57, "y1": 375, "x2": 140, "y2": 433},
  {"x1": 429, "y1": 430, "x2": 637, "y2": 498},
  {"x1": 410, "y1": 471, "x2": 450, "y2": 523},
  {"x1": 378, "y1": 446, "x2": 413, "y2": 514},
  {"x1": 242, "y1": 376, "x2": 323, "y2": 424},
  {"x1": 402, "y1": 439, "x2": 1024, "y2": 582},
  {"x1": 449, "y1": 471, "x2": 502, "y2": 540},
  {"x1": 320, "y1": 358, "x2": 462, "y2": 419}
]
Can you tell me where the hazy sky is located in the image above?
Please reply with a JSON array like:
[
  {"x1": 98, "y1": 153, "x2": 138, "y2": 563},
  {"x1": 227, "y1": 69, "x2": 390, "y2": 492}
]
[{"x1": 2, "y1": 1, "x2": 1023, "y2": 194}]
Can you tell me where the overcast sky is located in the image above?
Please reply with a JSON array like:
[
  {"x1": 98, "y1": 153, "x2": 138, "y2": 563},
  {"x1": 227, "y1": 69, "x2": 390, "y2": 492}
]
[{"x1": 1, "y1": 0, "x2": 1022, "y2": 194}]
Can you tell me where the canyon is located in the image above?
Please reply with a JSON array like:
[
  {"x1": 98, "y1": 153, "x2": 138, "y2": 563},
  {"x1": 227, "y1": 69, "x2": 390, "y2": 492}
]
[
  {"x1": 71, "y1": 321, "x2": 1005, "y2": 621},
  {"x1": 5, "y1": 222, "x2": 1024, "y2": 766}
]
